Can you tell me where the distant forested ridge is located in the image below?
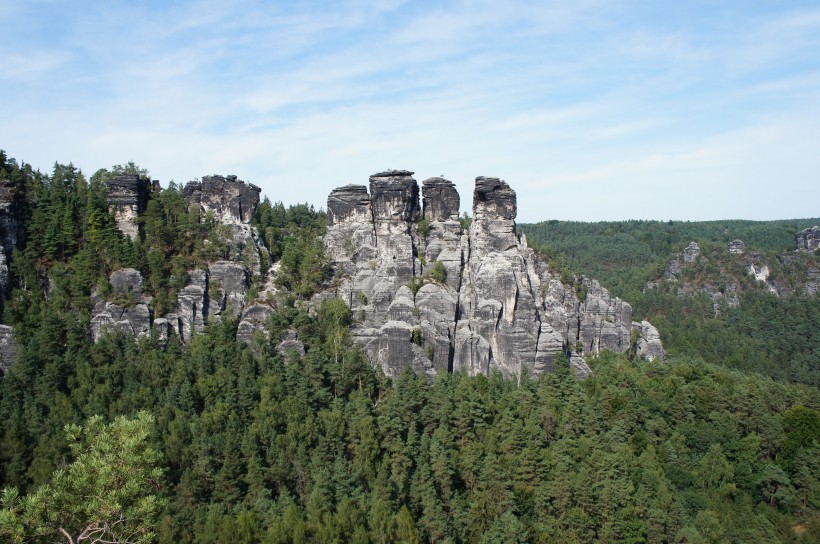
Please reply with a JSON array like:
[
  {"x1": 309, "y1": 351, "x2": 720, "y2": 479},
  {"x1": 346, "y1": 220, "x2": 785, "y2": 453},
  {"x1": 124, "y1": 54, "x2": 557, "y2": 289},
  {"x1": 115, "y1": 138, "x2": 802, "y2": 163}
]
[
  {"x1": 0, "y1": 150, "x2": 818, "y2": 542},
  {"x1": 520, "y1": 219, "x2": 820, "y2": 387}
]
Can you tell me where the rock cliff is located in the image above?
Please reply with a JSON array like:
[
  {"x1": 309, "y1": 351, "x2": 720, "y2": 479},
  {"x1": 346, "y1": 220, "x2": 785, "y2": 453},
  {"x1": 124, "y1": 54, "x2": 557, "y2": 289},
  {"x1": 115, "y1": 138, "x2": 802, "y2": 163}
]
[
  {"x1": 90, "y1": 175, "x2": 275, "y2": 346},
  {"x1": 796, "y1": 226, "x2": 820, "y2": 252},
  {"x1": 84, "y1": 170, "x2": 664, "y2": 380},
  {"x1": 324, "y1": 172, "x2": 664, "y2": 380},
  {"x1": 106, "y1": 174, "x2": 151, "y2": 240}
]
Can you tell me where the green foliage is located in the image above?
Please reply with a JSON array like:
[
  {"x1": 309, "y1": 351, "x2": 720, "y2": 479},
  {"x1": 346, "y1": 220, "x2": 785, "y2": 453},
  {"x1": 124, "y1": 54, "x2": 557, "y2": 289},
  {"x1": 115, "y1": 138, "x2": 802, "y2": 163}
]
[
  {"x1": 0, "y1": 412, "x2": 164, "y2": 544},
  {"x1": 520, "y1": 218, "x2": 820, "y2": 301},
  {"x1": 2, "y1": 150, "x2": 819, "y2": 543},
  {"x1": 521, "y1": 218, "x2": 820, "y2": 386},
  {"x1": 431, "y1": 260, "x2": 447, "y2": 283},
  {"x1": 255, "y1": 201, "x2": 330, "y2": 301},
  {"x1": 2, "y1": 314, "x2": 818, "y2": 543},
  {"x1": 417, "y1": 217, "x2": 430, "y2": 239},
  {"x1": 408, "y1": 276, "x2": 422, "y2": 296},
  {"x1": 459, "y1": 212, "x2": 472, "y2": 231},
  {"x1": 253, "y1": 199, "x2": 326, "y2": 262}
]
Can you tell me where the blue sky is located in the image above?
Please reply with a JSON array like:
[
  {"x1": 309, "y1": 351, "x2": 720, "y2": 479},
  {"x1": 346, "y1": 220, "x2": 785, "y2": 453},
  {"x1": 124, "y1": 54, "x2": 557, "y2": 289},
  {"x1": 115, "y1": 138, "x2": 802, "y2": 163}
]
[{"x1": 1, "y1": 0, "x2": 819, "y2": 222}]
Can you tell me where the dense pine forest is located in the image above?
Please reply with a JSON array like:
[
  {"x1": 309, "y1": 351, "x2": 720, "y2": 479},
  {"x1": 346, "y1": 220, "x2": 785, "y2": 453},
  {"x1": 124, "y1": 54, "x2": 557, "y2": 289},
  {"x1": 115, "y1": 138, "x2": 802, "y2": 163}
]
[
  {"x1": 0, "y1": 151, "x2": 819, "y2": 543},
  {"x1": 520, "y1": 220, "x2": 820, "y2": 387}
]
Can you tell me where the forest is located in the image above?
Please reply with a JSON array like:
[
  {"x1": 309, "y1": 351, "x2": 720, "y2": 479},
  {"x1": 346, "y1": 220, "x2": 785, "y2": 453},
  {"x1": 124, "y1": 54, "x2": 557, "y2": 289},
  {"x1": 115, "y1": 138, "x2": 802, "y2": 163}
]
[
  {"x1": 520, "y1": 220, "x2": 820, "y2": 387},
  {"x1": 0, "y1": 151, "x2": 818, "y2": 543}
]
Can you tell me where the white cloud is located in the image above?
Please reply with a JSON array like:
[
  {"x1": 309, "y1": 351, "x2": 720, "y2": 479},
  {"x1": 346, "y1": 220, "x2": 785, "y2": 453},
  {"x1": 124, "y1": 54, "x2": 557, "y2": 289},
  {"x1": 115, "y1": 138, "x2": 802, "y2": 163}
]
[{"x1": 1, "y1": 0, "x2": 819, "y2": 224}]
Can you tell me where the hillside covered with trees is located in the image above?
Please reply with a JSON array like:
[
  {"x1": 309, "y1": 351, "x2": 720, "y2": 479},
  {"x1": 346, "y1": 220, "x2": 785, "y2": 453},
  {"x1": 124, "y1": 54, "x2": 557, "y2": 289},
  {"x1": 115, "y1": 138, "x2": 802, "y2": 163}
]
[
  {"x1": 0, "y1": 151, "x2": 818, "y2": 543},
  {"x1": 520, "y1": 220, "x2": 820, "y2": 387}
]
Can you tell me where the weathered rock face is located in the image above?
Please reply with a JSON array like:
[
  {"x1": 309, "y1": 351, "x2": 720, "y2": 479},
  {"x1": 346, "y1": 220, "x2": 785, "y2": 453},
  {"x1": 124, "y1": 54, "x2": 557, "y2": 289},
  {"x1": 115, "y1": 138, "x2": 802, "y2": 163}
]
[
  {"x1": 0, "y1": 180, "x2": 19, "y2": 255},
  {"x1": 89, "y1": 175, "x2": 273, "y2": 347},
  {"x1": 796, "y1": 226, "x2": 820, "y2": 251},
  {"x1": 90, "y1": 268, "x2": 153, "y2": 342},
  {"x1": 683, "y1": 241, "x2": 701, "y2": 264},
  {"x1": 184, "y1": 175, "x2": 261, "y2": 225},
  {"x1": 632, "y1": 321, "x2": 666, "y2": 361},
  {"x1": 729, "y1": 240, "x2": 745, "y2": 254},
  {"x1": 324, "y1": 172, "x2": 664, "y2": 380},
  {"x1": 106, "y1": 175, "x2": 150, "y2": 240},
  {"x1": 422, "y1": 177, "x2": 460, "y2": 222}
]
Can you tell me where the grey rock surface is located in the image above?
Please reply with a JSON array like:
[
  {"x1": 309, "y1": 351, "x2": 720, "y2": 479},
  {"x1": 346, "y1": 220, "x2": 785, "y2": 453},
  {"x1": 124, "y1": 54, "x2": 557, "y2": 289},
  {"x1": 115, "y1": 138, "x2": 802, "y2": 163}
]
[
  {"x1": 106, "y1": 174, "x2": 150, "y2": 240},
  {"x1": 237, "y1": 303, "x2": 274, "y2": 345},
  {"x1": 89, "y1": 268, "x2": 153, "y2": 342},
  {"x1": 0, "y1": 179, "x2": 20, "y2": 316},
  {"x1": 728, "y1": 239, "x2": 745, "y2": 254},
  {"x1": 90, "y1": 301, "x2": 152, "y2": 342},
  {"x1": 422, "y1": 177, "x2": 460, "y2": 221},
  {"x1": 683, "y1": 241, "x2": 701, "y2": 264},
  {"x1": 323, "y1": 172, "x2": 663, "y2": 380},
  {"x1": 277, "y1": 329, "x2": 305, "y2": 357},
  {"x1": 109, "y1": 268, "x2": 147, "y2": 301},
  {"x1": 796, "y1": 226, "x2": 820, "y2": 251},
  {"x1": 207, "y1": 261, "x2": 250, "y2": 318},
  {"x1": 88, "y1": 175, "x2": 272, "y2": 347},
  {"x1": 632, "y1": 320, "x2": 666, "y2": 361},
  {"x1": 183, "y1": 175, "x2": 261, "y2": 225}
]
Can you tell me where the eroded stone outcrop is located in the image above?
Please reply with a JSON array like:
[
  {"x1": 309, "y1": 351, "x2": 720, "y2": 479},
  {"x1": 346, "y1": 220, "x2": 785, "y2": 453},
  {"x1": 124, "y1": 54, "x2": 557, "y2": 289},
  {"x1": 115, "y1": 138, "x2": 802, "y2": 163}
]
[
  {"x1": 89, "y1": 175, "x2": 273, "y2": 346},
  {"x1": 728, "y1": 240, "x2": 745, "y2": 254},
  {"x1": 106, "y1": 175, "x2": 150, "y2": 240},
  {"x1": 184, "y1": 175, "x2": 261, "y2": 225},
  {"x1": 90, "y1": 267, "x2": 153, "y2": 342},
  {"x1": 796, "y1": 226, "x2": 820, "y2": 251},
  {"x1": 324, "y1": 172, "x2": 664, "y2": 380},
  {"x1": 83, "y1": 167, "x2": 662, "y2": 382},
  {"x1": 0, "y1": 179, "x2": 20, "y2": 317}
]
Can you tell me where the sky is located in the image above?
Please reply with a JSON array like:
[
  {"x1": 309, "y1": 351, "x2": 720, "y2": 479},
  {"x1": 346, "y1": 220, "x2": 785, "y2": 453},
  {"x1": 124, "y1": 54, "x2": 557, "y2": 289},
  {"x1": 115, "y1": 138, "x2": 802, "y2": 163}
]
[{"x1": 1, "y1": 0, "x2": 819, "y2": 222}]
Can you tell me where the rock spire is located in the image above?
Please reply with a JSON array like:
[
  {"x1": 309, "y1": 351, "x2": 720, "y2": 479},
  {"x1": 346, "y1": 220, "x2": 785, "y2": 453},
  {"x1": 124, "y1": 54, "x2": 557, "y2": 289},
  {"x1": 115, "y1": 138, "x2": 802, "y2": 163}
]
[{"x1": 324, "y1": 171, "x2": 664, "y2": 380}]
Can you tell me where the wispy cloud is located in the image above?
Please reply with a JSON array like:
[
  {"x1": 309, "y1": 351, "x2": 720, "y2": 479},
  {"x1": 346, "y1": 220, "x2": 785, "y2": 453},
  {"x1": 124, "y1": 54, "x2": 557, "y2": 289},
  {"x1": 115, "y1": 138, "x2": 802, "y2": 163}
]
[{"x1": 1, "y1": 0, "x2": 818, "y2": 221}]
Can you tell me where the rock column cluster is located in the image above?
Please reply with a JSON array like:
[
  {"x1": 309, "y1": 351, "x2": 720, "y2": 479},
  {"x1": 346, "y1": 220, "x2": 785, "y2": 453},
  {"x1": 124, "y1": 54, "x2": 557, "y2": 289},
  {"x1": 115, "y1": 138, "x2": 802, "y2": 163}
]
[
  {"x1": 89, "y1": 175, "x2": 277, "y2": 346},
  {"x1": 325, "y1": 171, "x2": 665, "y2": 380}
]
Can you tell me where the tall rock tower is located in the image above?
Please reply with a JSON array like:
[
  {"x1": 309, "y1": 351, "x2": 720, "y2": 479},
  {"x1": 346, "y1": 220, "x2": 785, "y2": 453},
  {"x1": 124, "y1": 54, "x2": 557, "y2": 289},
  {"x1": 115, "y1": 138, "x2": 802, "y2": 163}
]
[{"x1": 324, "y1": 171, "x2": 665, "y2": 380}]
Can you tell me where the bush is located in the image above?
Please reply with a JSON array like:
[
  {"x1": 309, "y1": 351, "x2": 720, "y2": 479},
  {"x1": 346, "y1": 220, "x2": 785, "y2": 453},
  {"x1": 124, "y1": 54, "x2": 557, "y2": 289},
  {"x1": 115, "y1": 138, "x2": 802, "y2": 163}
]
[{"x1": 432, "y1": 261, "x2": 447, "y2": 283}]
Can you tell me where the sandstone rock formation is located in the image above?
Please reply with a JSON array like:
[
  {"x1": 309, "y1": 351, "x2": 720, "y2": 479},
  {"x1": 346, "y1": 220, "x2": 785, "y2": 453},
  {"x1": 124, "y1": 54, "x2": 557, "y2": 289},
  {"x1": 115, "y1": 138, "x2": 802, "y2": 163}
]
[
  {"x1": 106, "y1": 174, "x2": 150, "y2": 240},
  {"x1": 324, "y1": 172, "x2": 664, "y2": 380},
  {"x1": 796, "y1": 226, "x2": 820, "y2": 251},
  {"x1": 89, "y1": 175, "x2": 273, "y2": 346},
  {"x1": 184, "y1": 175, "x2": 261, "y2": 225},
  {"x1": 728, "y1": 239, "x2": 745, "y2": 254},
  {"x1": 90, "y1": 267, "x2": 153, "y2": 342},
  {"x1": 84, "y1": 168, "x2": 664, "y2": 380}
]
